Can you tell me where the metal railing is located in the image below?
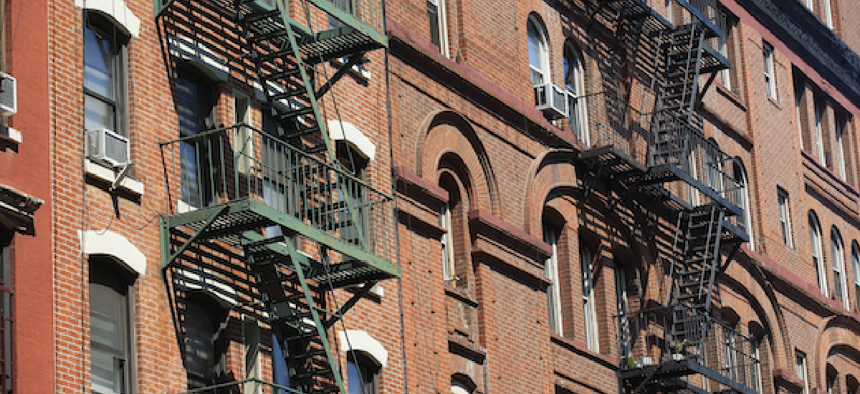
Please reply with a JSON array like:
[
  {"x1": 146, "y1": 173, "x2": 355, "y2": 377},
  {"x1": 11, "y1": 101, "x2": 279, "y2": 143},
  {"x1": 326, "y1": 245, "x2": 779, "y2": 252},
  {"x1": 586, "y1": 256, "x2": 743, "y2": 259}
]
[
  {"x1": 160, "y1": 124, "x2": 395, "y2": 263},
  {"x1": 617, "y1": 306, "x2": 759, "y2": 391},
  {"x1": 649, "y1": 112, "x2": 742, "y2": 208},
  {"x1": 171, "y1": 377, "x2": 302, "y2": 394}
]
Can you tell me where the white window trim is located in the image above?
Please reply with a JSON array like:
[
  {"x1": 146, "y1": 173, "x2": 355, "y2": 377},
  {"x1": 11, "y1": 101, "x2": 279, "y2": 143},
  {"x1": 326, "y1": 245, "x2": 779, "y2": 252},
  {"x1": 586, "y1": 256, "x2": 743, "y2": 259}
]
[
  {"x1": 823, "y1": 0, "x2": 833, "y2": 28},
  {"x1": 440, "y1": 204, "x2": 455, "y2": 281},
  {"x1": 815, "y1": 100, "x2": 827, "y2": 166},
  {"x1": 810, "y1": 214, "x2": 828, "y2": 297},
  {"x1": 76, "y1": 0, "x2": 140, "y2": 37},
  {"x1": 427, "y1": 0, "x2": 449, "y2": 58},
  {"x1": 832, "y1": 229, "x2": 849, "y2": 308},
  {"x1": 763, "y1": 43, "x2": 777, "y2": 100},
  {"x1": 168, "y1": 35, "x2": 229, "y2": 82},
  {"x1": 852, "y1": 243, "x2": 860, "y2": 309},
  {"x1": 338, "y1": 330, "x2": 388, "y2": 367},
  {"x1": 581, "y1": 244, "x2": 599, "y2": 352},
  {"x1": 836, "y1": 116, "x2": 847, "y2": 179},
  {"x1": 544, "y1": 226, "x2": 563, "y2": 336},
  {"x1": 527, "y1": 16, "x2": 549, "y2": 86},
  {"x1": 778, "y1": 189, "x2": 793, "y2": 247},
  {"x1": 79, "y1": 229, "x2": 146, "y2": 275},
  {"x1": 797, "y1": 351, "x2": 809, "y2": 394}
]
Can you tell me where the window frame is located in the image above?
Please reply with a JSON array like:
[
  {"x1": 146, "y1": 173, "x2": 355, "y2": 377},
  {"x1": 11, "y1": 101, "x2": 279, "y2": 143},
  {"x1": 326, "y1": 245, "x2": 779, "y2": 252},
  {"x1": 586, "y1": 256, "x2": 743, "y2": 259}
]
[
  {"x1": 427, "y1": 0, "x2": 449, "y2": 57},
  {"x1": 797, "y1": 350, "x2": 809, "y2": 394},
  {"x1": 809, "y1": 212, "x2": 828, "y2": 297},
  {"x1": 763, "y1": 42, "x2": 777, "y2": 100},
  {"x1": 580, "y1": 240, "x2": 599, "y2": 352},
  {"x1": 440, "y1": 203, "x2": 455, "y2": 282},
  {"x1": 346, "y1": 351, "x2": 380, "y2": 394},
  {"x1": 83, "y1": 11, "x2": 129, "y2": 137},
  {"x1": 89, "y1": 261, "x2": 136, "y2": 394},
  {"x1": 564, "y1": 42, "x2": 588, "y2": 146},
  {"x1": 544, "y1": 223, "x2": 563, "y2": 336},
  {"x1": 832, "y1": 228, "x2": 849, "y2": 308},
  {"x1": 815, "y1": 99, "x2": 828, "y2": 166},
  {"x1": 527, "y1": 16, "x2": 549, "y2": 86},
  {"x1": 853, "y1": 241, "x2": 860, "y2": 311},
  {"x1": 733, "y1": 160, "x2": 753, "y2": 250},
  {"x1": 778, "y1": 188, "x2": 793, "y2": 247}
]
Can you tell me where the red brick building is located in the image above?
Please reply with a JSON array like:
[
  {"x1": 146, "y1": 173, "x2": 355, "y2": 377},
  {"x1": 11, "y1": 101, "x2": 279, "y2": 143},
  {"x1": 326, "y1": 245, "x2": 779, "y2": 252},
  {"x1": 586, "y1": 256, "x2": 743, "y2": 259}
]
[
  {"x1": 20, "y1": 0, "x2": 860, "y2": 393},
  {"x1": 0, "y1": 1, "x2": 51, "y2": 394}
]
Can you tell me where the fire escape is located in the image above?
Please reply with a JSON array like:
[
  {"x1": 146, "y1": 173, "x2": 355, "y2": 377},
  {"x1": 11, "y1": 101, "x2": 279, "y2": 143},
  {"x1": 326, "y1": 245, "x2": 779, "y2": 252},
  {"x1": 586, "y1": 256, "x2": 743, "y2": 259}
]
[
  {"x1": 155, "y1": 1, "x2": 397, "y2": 394},
  {"x1": 577, "y1": 1, "x2": 758, "y2": 393}
]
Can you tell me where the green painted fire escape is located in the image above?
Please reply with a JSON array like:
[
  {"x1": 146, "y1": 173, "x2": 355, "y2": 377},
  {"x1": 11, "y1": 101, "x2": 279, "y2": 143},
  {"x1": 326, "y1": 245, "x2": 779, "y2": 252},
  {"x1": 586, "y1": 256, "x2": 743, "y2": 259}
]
[{"x1": 156, "y1": 1, "x2": 396, "y2": 394}]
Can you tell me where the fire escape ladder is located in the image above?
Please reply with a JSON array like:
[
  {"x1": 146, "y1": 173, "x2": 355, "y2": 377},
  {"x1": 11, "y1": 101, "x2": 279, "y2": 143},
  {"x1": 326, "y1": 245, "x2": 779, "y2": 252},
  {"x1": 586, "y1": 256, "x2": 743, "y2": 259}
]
[
  {"x1": 234, "y1": 0, "x2": 385, "y2": 161},
  {"x1": 245, "y1": 233, "x2": 344, "y2": 394}
]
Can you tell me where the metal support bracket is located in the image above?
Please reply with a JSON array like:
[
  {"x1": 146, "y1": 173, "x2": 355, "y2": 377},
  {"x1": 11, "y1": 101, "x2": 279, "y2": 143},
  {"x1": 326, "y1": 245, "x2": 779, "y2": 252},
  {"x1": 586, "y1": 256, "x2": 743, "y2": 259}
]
[
  {"x1": 163, "y1": 205, "x2": 229, "y2": 269},
  {"x1": 324, "y1": 281, "x2": 377, "y2": 329}
]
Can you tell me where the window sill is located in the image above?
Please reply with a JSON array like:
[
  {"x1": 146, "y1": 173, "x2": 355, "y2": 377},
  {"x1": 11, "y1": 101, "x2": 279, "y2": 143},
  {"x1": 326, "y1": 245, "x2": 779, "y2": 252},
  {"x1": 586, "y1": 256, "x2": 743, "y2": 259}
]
[
  {"x1": 330, "y1": 57, "x2": 372, "y2": 81},
  {"x1": 0, "y1": 125, "x2": 22, "y2": 144},
  {"x1": 85, "y1": 159, "x2": 144, "y2": 196},
  {"x1": 715, "y1": 82, "x2": 747, "y2": 110}
]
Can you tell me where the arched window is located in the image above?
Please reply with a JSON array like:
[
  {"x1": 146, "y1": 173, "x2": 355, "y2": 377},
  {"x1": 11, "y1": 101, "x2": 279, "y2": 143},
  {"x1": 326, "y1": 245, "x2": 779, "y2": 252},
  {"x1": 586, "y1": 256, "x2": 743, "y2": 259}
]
[
  {"x1": 438, "y1": 167, "x2": 469, "y2": 288},
  {"x1": 564, "y1": 42, "x2": 588, "y2": 145},
  {"x1": 346, "y1": 352, "x2": 380, "y2": 394},
  {"x1": 809, "y1": 212, "x2": 827, "y2": 296},
  {"x1": 705, "y1": 139, "x2": 723, "y2": 193},
  {"x1": 832, "y1": 228, "x2": 848, "y2": 308},
  {"x1": 527, "y1": 16, "x2": 549, "y2": 85},
  {"x1": 827, "y1": 364, "x2": 838, "y2": 394},
  {"x1": 90, "y1": 258, "x2": 136, "y2": 394},
  {"x1": 543, "y1": 217, "x2": 563, "y2": 336},
  {"x1": 733, "y1": 160, "x2": 753, "y2": 250},
  {"x1": 451, "y1": 377, "x2": 475, "y2": 394}
]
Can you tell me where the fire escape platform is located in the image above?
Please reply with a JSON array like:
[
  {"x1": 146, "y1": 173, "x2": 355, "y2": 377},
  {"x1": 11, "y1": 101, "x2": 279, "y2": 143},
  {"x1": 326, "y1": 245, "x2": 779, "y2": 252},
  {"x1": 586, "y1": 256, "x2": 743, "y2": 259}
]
[
  {"x1": 620, "y1": 357, "x2": 757, "y2": 394},
  {"x1": 161, "y1": 198, "x2": 400, "y2": 282},
  {"x1": 234, "y1": 0, "x2": 387, "y2": 63}
]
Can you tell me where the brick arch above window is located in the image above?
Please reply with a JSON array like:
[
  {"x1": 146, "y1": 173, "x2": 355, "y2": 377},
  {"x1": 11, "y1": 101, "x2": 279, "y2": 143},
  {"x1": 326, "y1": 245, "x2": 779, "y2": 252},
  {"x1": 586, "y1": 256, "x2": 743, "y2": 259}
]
[{"x1": 416, "y1": 110, "x2": 498, "y2": 215}]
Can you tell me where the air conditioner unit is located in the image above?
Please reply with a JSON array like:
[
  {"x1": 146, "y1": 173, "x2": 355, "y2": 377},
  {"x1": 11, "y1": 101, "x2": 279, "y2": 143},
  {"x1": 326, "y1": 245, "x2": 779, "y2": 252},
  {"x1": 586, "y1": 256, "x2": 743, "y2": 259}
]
[
  {"x1": 0, "y1": 72, "x2": 16, "y2": 116},
  {"x1": 534, "y1": 82, "x2": 568, "y2": 119},
  {"x1": 85, "y1": 128, "x2": 131, "y2": 167}
]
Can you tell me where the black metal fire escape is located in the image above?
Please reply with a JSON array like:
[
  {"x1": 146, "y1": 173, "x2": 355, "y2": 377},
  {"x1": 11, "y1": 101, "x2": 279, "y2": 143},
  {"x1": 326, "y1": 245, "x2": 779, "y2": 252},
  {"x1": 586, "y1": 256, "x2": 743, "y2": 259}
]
[
  {"x1": 577, "y1": 1, "x2": 756, "y2": 393},
  {"x1": 155, "y1": 1, "x2": 397, "y2": 394}
]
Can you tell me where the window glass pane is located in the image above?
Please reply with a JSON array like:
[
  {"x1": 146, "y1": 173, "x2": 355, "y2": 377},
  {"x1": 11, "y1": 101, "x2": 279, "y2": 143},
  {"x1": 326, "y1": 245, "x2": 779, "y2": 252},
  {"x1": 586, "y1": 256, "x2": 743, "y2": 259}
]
[
  {"x1": 90, "y1": 283, "x2": 126, "y2": 351},
  {"x1": 347, "y1": 360, "x2": 362, "y2": 394},
  {"x1": 527, "y1": 21, "x2": 544, "y2": 84},
  {"x1": 84, "y1": 26, "x2": 114, "y2": 100},
  {"x1": 91, "y1": 349, "x2": 124, "y2": 394},
  {"x1": 85, "y1": 95, "x2": 115, "y2": 131},
  {"x1": 428, "y1": 1, "x2": 441, "y2": 48},
  {"x1": 272, "y1": 334, "x2": 290, "y2": 393},
  {"x1": 185, "y1": 302, "x2": 214, "y2": 386}
]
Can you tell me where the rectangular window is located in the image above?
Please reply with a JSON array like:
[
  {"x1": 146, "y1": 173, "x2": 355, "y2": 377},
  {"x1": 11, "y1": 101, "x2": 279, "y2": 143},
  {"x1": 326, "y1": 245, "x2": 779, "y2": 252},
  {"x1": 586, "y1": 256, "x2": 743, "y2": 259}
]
[
  {"x1": 243, "y1": 319, "x2": 261, "y2": 394},
  {"x1": 853, "y1": 245, "x2": 860, "y2": 310},
  {"x1": 778, "y1": 188, "x2": 793, "y2": 247},
  {"x1": 815, "y1": 100, "x2": 828, "y2": 167},
  {"x1": 544, "y1": 226, "x2": 563, "y2": 336},
  {"x1": 84, "y1": 14, "x2": 127, "y2": 136},
  {"x1": 234, "y1": 93, "x2": 253, "y2": 174},
  {"x1": 752, "y1": 337, "x2": 763, "y2": 394},
  {"x1": 718, "y1": 12, "x2": 737, "y2": 92},
  {"x1": 823, "y1": 0, "x2": 833, "y2": 28},
  {"x1": 581, "y1": 243, "x2": 598, "y2": 351},
  {"x1": 90, "y1": 266, "x2": 133, "y2": 394},
  {"x1": 763, "y1": 42, "x2": 777, "y2": 100},
  {"x1": 834, "y1": 115, "x2": 848, "y2": 181},
  {"x1": 440, "y1": 204, "x2": 455, "y2": 281},
  {"x1": 427, "y1": 0, "x2": 449, "y2": 57},
  {"x1": 796, "y1": 351, "x2": 809, "y2": 394}
]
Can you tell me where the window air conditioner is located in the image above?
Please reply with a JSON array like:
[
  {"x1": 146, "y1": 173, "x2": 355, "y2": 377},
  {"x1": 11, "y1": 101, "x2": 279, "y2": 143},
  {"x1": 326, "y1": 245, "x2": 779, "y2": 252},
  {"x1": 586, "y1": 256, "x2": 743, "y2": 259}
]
[
  {"x1": 534, "y1": 82, "x2": 568, "y2": 119},
  {"x1": 0, "y1": 72, "x2": 16, "y2": 116},
  {"x1": 86, "y1": 128, "x2": 131, "y2": 167}
]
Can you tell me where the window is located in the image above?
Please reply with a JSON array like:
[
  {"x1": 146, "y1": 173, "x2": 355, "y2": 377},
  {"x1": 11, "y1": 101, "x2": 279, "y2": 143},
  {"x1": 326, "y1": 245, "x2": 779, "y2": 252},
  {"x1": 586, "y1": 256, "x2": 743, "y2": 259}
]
[
  {"x1": 184, "y1": 298, "x2": 225, "y2": 390},
  {"x1": 763, "y1": 42, "x2": 777, "y2": 100},
  {"x1": 527, "y1": 17, "x2": 549, "y2": 85},
  {"x1": 797, "y1": 351, "x2": 809, "y2": 394},
  {"x1": 705, "y1": 140, "x2": 723, "y2": 193},
  {"x1": 802, "y1": 0, "x2": 813, "y2": 12},
  {"x1": 815, "y1": 99, "x2": 827, "y2": 166},
  {"x1": 796, "y1": 78, "x2": 811, "y2": 152},
  {"x1": 90, "y1": 262, "x2": 134, "y2": 394},
  {"x1": 853, "y1": 242, "x2": 860, "y2": 310},
  {"x1": 828, "y1": 365, "x2": 838, "y2": 394},
  {"x1": 580, "y1": 240, "x2": 598, "y2": 351},
  {"x1": 734, "y1": 161, "x2": 753, "y2": 249},
  {"x1": 718, "y1": 12, "x2": 738, "y2": 92},
  {"x1": 836, "y1": 114, "x2": 847, "y2": 179},
  {"x1": 544, "y1": 224, "x2": 563, "y2": 336},
  {"x1": 440, "y1": 203, "x2": 455, "y2": 281},
  {"x1": 346, "y1": 352, "x2": 380, "y2": 394},
  {"x1": 427, "y1": 0, "x2": 448, "y2": 57},
  {"x1": 176, "y1": 66, "x2": 218, "y2": 208},
  {"x1": 451, "y1": 379, "x2": 472, "y2": 394},
  {"x1": 564, "y1": 43, "x2": 588, "y2": 145},
  {"x1": 778, "y1": 188, "x2": 793, "y2": 247},
  {"x1": 823, "y1": 0, "x2": 833, "y2": 28},
  {"x1": 751, "y1": 335, "x2": 763, "y2": 394},
  {"x1": 723, "y1": 323, "x2": 739, "y2": 380},
  {"x1": 832, "y1": 228, "x2": 849, "y2": 308},
  {"x1": 271, "y1": 333, "x2": 291, "y2": 394},
  {"x1": 810, "y1": 212, "x2": 827, "y2": 297},
  {"x1": 84, "y1": 12, "x2": 128, "y2": 135}
]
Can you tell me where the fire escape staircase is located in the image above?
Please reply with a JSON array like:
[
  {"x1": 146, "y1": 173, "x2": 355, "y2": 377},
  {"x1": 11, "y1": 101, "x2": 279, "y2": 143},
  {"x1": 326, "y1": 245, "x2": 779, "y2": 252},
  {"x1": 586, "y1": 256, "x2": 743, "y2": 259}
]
[
  {"x1": 156, "y1": 1, "x2": 395, "y2": 394},
  {"x1": 576, "y1": 1, "x2": 755, "y2": 394}
]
